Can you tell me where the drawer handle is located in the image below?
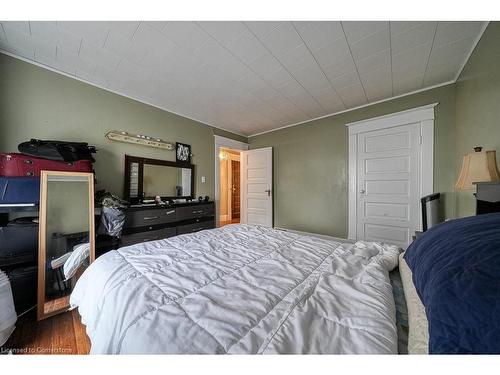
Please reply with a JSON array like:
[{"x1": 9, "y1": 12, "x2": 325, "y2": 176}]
[
  {"x1": 143, "y1": 216, "x2": 160, "y2": 220},
  {"x1": 166, "y1": 210, "x2": 175, "y2": 215},
  {"x1": 192, "y1": 210, "x2": 204, "y2": 214}
]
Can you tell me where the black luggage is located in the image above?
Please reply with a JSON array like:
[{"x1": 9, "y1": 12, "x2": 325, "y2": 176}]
[
  {"x1": 0, "y1": 217, "x2": 38, "y2": 267},
  {"x1": 18, "y1": 138, "x2": 97, "y2": 162},
  {"x1": 7, "y1": 265, "x2": 37, "y2": 314}
]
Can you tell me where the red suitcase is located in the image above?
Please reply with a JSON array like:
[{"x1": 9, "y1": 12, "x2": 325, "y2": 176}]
[{"x1": 0, "y1": 153, "x2": 93, "y2": 177}]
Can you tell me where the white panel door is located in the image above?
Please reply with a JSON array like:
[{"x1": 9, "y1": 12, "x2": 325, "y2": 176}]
[
  {"x1": 357, "y1": 123, "x2": 421, "y2": 248},
  {"x1": 240, "y1": 147, "x2": 273, "y2": 227}
]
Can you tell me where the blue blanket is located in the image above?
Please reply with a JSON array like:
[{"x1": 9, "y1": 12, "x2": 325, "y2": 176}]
[{"x1": 404, "y1": 212, "x2": 500, "y2": 354}]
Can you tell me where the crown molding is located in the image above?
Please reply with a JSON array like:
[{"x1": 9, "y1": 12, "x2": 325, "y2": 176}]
[
  {"x1": 249, "y1": 81, "x2": 453, "y2": 137},
  {"x1": 249, "y1": 22, "x2": 490, "y2": 138},
  {"x1": 454, "y1": 21, "x2": 489, "y2": 82}
]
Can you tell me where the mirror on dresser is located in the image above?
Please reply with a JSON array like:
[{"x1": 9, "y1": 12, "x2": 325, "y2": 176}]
[
  {"x1": 120, "y1": 155, "x2": 215, "y2": 249},
  {"x1": 37, "y1": 171, "x2": 95, "y2": 321},
  {"x1": 124, "y1": 155, "x2": 194, "y2": 204}
]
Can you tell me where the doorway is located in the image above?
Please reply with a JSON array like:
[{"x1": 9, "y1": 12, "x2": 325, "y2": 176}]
[
  {"x1": 219, "y1": 147, "x2": 241, "y2": 227},
  {"x1": 214, "y1": 135, "x2": 249, "y2": 228},
  {"x1": 214, "y1": 136, "x2": 273, "y2": 228}
]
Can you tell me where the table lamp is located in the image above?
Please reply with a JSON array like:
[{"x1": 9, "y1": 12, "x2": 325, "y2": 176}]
[{"x1": 455, "y1": 147, "x2": 500, "y2": 190}]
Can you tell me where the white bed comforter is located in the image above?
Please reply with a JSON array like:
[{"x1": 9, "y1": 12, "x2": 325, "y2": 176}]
[{"x1": 71, "y1": 224, "x2": 399, "y2": 354}]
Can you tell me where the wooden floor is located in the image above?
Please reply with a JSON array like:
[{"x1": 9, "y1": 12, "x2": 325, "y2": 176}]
[
  {"x1": 2, "y1": 309, "x2": 90, "y2": 354},
  {"x1": 44, "y1": 295, "x2": 71, "y2": 316}
]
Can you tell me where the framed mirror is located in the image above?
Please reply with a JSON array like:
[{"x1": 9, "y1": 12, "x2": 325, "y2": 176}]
[
  {"x1": 37, "y1": 171, "x2": 95, "y2": 321},
  {"x1": 124, "y1": 155, "x2": 195, "y2": 204}
]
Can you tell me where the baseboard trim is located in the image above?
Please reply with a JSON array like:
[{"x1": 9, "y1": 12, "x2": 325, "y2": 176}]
[{"x1": 274, "y1": 227, "x2": 353, "y2": 243}]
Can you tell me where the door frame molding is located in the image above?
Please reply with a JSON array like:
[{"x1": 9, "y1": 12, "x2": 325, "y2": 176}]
[
  {"x1": 227, "y1": 153, "x2": 241, "y2": 221},
  {"x1": 214, "y1": 135, "x2": 249, "y2": 227},
  {"x1": 346, "y1": 103, "x2": 437, "y2": 241}
]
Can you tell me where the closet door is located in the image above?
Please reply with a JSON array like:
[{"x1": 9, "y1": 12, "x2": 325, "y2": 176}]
[{"x1": 356, "y1": 123, "x2": 421, "y2": 248}]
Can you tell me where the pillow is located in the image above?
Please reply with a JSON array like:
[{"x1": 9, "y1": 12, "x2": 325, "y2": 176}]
[
  {"x1": 399, "y1": 252, "x2": 428, "y2": 354},
  {"x1": 63, "y1": 242, "x2": 90, "y2": 280},
  {"x1": 404, "y1": 212, "x2": 500, "y2": 353}
]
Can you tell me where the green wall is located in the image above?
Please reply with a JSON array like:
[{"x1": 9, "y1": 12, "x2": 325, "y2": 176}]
[
  {"x1": 455, "y1": 22, "x2": 500, "y2": 217},
  {"x1": 250, "y1": 84, "x2": 456, "y2": 238},
  {"x1": 0, "y1": 53, "x2": 246, "y2": 198}
]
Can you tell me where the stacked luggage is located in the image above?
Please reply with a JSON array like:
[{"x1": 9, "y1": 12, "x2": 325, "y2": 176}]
[
  {"x1": 0, "y1": 139, "x2": 96, "y2": 204},
  {"x1": 0, "y1": 139, "x2": 96, "y2": 314}
]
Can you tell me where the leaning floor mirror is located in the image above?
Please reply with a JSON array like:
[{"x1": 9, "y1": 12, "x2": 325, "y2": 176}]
[{"x1": 38, "y1": 171, "x2": 95, "y2": 321}]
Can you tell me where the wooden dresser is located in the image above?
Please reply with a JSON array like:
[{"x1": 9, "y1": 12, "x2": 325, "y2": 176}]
[{"x1": 120, "y1": 201, "x2": 215, "y2": 247}]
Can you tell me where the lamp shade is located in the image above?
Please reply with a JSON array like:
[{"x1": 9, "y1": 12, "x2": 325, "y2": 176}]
[{"x1": 455, "y1": 149, "x2": 500, "y2": 190}]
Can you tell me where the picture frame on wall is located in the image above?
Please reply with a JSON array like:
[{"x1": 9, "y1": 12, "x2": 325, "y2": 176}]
[{"x1": 176, "y1": 142, "x2": 191, "y2": 164}]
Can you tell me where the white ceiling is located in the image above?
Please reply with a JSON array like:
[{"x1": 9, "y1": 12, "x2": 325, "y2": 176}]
[{"x1": 0, "y1": 21, "x2": 487, "y2": 136}]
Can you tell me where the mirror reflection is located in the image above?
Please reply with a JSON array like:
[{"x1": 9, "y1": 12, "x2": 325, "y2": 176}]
[
  {"x1": 125, "y1": 155, "x2": 194, "y2": 202},
  {"x1": 142, "y1": 164, "x2": 192, "y2": 198},
  {"x1": 39, "y1": 172, "x2": 94, "y2": 320}
]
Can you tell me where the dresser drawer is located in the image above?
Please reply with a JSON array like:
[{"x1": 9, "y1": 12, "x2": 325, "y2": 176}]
[
  {"x1": 176, "y1": 204, "x2": 214, "y2": 221},
  {"x1": 124, "y1": 208, "x2": 177, "y2": 229},
  {"x1": 120, "y1": 227, "x2": 177, "y2": 247},
  {"x1": 177, "y1": 220, "x2": 214, "y2": 235}
]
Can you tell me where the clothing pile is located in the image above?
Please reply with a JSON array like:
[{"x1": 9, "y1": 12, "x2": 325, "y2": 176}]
[
  {"x1": 96, "y1": 190, "x2": 129, "y2": 238},
  {"x1": 0, "y1": 269, "x2": 17, "y2": 346}
]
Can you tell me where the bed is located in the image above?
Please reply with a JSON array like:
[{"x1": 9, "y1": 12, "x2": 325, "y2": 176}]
[{"x1": 70, "y1": 224, "x2": 400, "y2": 354}]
